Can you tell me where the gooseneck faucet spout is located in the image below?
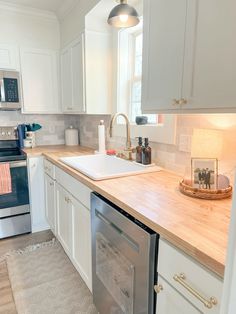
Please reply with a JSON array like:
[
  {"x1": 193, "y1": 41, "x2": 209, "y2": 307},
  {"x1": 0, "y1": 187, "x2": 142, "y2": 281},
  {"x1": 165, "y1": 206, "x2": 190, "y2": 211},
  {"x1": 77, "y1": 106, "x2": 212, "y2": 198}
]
[{"x1": 109, "y1": 112, "x2": 132, "y2": 150}]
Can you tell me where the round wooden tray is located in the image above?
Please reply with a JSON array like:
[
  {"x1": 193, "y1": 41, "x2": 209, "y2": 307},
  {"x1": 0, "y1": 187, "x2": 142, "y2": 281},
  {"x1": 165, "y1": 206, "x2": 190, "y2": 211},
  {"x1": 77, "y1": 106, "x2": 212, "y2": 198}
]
[{"x1": 179, "y1": 180, "x2": 233, "y2": 200}]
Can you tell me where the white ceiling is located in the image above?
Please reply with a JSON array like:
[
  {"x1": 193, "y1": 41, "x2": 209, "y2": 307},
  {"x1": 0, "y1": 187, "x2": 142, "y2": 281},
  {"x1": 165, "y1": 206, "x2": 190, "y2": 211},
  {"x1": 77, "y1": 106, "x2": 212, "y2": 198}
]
[
  {"x1": 4, "y1": 0, "x2": 64, "y2": 12},
  {"x1": 0, "y1": 0, "x2": 142, "y2": 19},
  {"x1": 0, "y1": 0, "x2": 80, "y2": 19}
]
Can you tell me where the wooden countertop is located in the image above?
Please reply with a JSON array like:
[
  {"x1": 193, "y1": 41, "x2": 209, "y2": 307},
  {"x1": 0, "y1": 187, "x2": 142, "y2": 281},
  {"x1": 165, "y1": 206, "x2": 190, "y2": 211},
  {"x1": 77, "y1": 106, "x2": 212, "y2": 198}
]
[
  {"x1": 26, "y1": 145, "x2": 232, "y2": 278},
  {"x1": 23, "y1": 145, "x2": 83, "y2": 156}
]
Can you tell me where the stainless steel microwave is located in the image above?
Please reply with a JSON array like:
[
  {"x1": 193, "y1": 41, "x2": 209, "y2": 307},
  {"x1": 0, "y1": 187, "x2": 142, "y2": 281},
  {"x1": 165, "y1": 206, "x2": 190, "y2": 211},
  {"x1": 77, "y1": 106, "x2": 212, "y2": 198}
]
[{"x1": 0, "y1": 70, "x2": 21, "y2": 110}]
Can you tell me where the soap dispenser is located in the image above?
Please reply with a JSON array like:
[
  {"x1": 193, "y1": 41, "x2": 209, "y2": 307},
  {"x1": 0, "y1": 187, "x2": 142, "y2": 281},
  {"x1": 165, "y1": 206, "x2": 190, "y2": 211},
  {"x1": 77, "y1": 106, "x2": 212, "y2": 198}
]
[
  {"x1": 142, "y1": 138, "x2": 151, "y2": 165},
  {"x1": 136, "y1": 137, "x2": 143, "y2": 163}
]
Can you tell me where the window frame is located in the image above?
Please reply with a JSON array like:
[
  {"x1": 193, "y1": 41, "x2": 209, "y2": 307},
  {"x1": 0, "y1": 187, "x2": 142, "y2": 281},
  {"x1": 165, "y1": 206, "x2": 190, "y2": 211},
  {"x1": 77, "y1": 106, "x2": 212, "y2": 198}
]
[{"x1": 113, "y1": 21, "x2": 176, "y2": 145}]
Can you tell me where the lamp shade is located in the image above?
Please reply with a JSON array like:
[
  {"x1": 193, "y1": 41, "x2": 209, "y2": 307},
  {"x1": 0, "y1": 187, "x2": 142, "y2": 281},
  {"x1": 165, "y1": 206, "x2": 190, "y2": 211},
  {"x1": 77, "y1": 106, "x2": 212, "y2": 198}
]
[
  {"x1": 191, "y1": 128, "x2": 223, "y2": 159},
  {"x1": 107, "y1": 1, "x2": 139, "y2": 28}
]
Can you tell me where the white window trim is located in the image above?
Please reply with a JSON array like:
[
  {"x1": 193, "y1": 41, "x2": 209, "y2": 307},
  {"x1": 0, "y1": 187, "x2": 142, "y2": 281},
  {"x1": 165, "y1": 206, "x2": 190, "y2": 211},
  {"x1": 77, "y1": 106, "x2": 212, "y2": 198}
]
[
  {"x1": 112, "y1": 116, "x2": 177, "y2": 145},
  {"x1": 112, "y1": 21, "x2": 177, "y2": 145}
]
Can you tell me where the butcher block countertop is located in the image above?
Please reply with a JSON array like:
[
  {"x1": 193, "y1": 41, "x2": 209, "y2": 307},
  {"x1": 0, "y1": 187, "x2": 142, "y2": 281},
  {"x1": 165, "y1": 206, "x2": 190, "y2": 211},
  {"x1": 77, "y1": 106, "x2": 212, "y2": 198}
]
[{"x1": 24, "y1": 145, "x2": 232, "y2": 278}]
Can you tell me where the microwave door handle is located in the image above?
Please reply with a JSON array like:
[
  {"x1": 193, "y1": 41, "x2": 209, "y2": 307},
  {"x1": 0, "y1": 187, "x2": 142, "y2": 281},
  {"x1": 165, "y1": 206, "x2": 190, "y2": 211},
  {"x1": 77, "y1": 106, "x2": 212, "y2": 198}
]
[{"x1": 0, "y1": 78, "x2": 5, "y2": 102}]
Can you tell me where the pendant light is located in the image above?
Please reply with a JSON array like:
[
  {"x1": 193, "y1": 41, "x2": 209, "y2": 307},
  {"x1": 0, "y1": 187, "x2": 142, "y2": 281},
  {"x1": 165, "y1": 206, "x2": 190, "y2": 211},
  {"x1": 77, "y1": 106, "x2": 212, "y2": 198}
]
[{"x1": 107, "y1": 0, "x2": 140, "y2": 28}]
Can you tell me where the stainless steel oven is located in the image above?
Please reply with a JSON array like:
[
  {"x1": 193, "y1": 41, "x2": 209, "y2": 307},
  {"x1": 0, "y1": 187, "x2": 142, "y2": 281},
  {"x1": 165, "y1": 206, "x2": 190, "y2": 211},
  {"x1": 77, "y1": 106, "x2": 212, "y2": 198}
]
[
  {"x1": 0, "y1": 127, "x2": 31, "y2": 238},
  {"x1": 91, "y1": 192, "x2": 158, "y2": 314}
]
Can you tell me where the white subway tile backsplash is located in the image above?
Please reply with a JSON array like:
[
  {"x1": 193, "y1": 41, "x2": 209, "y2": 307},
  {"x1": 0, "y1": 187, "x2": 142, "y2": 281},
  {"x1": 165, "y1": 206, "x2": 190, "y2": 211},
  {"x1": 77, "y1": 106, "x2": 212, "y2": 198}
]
[
  {"x1": 0, "y1": 112, "x2": 78, "y2": 146},
  {"x1": 78, "y1": 114, "x2": 236, "y2": 179}
]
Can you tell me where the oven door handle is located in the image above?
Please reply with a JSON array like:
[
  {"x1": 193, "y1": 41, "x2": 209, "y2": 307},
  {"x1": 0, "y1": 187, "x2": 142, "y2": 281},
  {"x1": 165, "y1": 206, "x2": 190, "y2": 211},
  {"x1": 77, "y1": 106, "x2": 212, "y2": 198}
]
[{"x1": 9, "y1": 161, "x2": 27, "y2": 168}]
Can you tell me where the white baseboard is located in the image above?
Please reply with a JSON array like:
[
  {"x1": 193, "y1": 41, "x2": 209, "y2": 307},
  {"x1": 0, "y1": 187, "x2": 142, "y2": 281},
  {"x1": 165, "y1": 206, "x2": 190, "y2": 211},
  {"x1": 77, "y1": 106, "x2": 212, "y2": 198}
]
[{"x1": 32, "y1": 223, "x2": 50, "y2": 233}]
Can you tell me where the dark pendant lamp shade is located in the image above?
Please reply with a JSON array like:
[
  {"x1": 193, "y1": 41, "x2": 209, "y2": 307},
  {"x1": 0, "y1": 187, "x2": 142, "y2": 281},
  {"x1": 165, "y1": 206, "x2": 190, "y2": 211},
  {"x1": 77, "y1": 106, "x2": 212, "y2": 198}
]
[{"x1": 107, "y1": 0, "x2": 140, "y2": 28}]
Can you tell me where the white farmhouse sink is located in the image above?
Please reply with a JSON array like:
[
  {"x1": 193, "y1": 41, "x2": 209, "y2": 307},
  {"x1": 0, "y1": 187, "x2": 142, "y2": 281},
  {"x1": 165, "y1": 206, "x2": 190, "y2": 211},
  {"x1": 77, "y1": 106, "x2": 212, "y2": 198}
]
[{"x1": 60, "y1": 154, "x2": 161, "y2": 180}]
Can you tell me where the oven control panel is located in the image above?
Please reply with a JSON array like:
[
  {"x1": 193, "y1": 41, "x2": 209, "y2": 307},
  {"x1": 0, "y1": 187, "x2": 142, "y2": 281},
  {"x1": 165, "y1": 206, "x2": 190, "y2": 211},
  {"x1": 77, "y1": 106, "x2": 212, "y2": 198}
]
[{"x1": 0, "y1": 126, "x2": 18, "y2": 140}]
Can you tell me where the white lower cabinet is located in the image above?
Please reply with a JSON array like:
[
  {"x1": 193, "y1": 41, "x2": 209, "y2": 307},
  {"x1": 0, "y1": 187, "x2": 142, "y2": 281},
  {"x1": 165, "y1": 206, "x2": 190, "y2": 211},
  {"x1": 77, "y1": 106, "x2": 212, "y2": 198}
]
[
  {"x1": 28, "y1": 156, "x2": 49, "y2": 232},
  {"x1": 72, "y1": 194, "x2": 92, "y2": 291},
  {"x1": 44, "y1": 161, "x2": 92, "y2": 291},
  {"x1": 56, "y1": 183, "x2": 73, "y2": 256},
  {"x1": 156, "y1": 238, "x2": 223, "y2": 314},
  {"x1": 156, "y1": 275, "x2": 201, "y2": 314},
  {"x1": 45, "y1": 174, "x2": 56, "y2": 235}
]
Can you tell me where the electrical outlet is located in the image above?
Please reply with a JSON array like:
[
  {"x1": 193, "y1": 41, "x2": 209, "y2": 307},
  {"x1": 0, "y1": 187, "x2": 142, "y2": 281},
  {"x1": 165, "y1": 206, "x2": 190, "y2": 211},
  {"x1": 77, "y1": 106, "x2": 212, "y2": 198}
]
[{"x1": 179, "y1": 135, "x2": 191, "y2": 152}]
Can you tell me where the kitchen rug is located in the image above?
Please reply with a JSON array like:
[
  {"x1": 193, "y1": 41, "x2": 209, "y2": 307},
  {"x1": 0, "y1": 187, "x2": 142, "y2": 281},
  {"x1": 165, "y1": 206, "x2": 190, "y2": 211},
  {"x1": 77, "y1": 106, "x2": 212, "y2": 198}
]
[{"x1": 6, "y1": 239, "x2": 98, "y2": 314}]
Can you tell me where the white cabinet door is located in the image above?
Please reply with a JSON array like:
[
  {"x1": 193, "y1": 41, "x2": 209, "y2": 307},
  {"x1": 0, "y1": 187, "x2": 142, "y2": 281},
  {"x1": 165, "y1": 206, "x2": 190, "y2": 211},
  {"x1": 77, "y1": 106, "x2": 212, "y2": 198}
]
[
  {"x1": 61, "y1": 47, "x2": 72, "y2": 112},
  {"x1": 28, "y1": 157, "x2": 49, "y2": 232},
  {"x1": 20, "y1": 48, "x2": 60, "y2": 113},
  {"x1": 142, "y1": 0, "x2": 188, "y2": 113},
  {"x1": 56, "y1": 183, "x2": 72, "y2": 255},
  {"x1": 85, "y1": 31, "x2": 112, "y2": 114},
  {"x1": 142, "y1": 0, "x2": 236, "y2": 113},
  {"x1": 71, "y1": 36, "x2": 85, "y2": 113},
  {"x1": 61, "y1": 35, "x2": 85, "y2": 113},
  {"x1": 72, "y1": 195, "x2": 92, "y2": 291},
  {"x1": 156, "y1": 275, "x2": 201, "y2": 314},
  {"x1": 0, "y1": 44, "x2": 19, "y2": 70},
  {"x1": 45, "y1": 174, "x2": 56, "y2": 235},
  {"x1": 182, "y1": 0, "x2": 236, "y2": 111}
]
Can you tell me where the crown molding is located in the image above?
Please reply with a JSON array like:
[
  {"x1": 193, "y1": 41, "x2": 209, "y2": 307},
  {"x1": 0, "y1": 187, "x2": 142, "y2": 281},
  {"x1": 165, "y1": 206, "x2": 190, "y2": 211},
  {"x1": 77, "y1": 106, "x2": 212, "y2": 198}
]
[
  {"x1": 56, "y1": 0, "x2": 81, "y2": 21},
  {"x1": 0, "y1": 0, "x2": 58, "y2": 20}
]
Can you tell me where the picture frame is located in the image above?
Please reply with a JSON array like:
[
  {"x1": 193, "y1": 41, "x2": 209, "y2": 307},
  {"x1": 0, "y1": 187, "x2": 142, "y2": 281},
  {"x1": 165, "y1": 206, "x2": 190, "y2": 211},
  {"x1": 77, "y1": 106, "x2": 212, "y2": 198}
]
[{"x1": 191, "y1": 158, "x2": 218, "y2": 190}]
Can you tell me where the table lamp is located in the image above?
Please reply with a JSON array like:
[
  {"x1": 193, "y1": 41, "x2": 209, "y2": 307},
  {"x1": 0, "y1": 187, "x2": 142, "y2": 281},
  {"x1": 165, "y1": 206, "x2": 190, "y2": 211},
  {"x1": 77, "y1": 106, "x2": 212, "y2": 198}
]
[{"x1": 191, "y1": 128, "x2": 223, "y2": 159}]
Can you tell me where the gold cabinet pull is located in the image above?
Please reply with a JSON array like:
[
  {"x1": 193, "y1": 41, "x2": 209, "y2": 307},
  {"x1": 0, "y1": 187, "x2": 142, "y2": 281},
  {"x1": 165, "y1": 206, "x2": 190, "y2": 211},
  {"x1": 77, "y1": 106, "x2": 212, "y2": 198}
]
[
  {"x1": 172, "y1": 99, "x2": 180, "y2": 106},
  {"x1": 173, "y1": 273, "x2": 217, "y2": 309},
  {"x1": 179, "y1": 98, "x2": 187, "y2": 106},
  {"x1": 154, "y1": 284, "x2": 163, "y2": 294}
]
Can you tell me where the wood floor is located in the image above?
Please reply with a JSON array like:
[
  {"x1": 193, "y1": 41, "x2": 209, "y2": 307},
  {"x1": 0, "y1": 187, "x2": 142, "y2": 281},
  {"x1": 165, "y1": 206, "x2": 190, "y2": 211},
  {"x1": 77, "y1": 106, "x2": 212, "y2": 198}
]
[{"x1": 0, "y1": 230, "x2": 54, "y2": 314}]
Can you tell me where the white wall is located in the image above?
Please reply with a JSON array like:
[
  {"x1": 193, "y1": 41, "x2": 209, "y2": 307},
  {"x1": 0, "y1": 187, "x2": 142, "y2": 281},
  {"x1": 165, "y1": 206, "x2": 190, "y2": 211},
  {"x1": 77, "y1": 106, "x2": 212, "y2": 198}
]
[
  {"x1": 60, "y1": 0, "x2": 100, "y2": 47},
  {"x1": 0, "y1": 5, "x2": 60, "y2": 49}
]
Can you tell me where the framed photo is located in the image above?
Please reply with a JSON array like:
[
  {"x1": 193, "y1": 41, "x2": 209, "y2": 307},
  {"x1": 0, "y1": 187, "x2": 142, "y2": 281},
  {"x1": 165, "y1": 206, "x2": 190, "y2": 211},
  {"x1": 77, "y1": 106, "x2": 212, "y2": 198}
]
[{"x1": 191, "y1": 158, "x2": 218, "y2": 190}]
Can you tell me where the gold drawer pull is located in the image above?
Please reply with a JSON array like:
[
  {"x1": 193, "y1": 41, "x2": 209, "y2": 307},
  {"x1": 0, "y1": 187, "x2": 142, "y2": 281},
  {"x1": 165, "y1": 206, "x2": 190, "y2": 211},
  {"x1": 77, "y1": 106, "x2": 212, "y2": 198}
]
[
  {"x1": 154, "y1": 284, "x2": 163, "y2": 294},
  {"x1": 179, "y1": 98, "x2": 187, "y2": 106},
  {"x1": 173, "y1": 273, "x2": 217, "y2": 309}
]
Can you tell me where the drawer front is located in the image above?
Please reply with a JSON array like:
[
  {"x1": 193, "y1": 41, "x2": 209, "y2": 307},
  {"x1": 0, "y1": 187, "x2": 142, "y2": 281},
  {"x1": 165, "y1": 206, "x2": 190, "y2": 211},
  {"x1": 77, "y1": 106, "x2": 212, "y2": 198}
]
[
  {"x1": 44, "y1": 159, "x2": 55, "y2": 179},
  {"x1": 158, "y1": 238, "x2": 223, "y2": 314},
  {"x1": 55, "y1": 166, "x2": 92, "y2": 209},
  {"x1": 156, "y1": 275, "x2": 202, "y2": 314}
]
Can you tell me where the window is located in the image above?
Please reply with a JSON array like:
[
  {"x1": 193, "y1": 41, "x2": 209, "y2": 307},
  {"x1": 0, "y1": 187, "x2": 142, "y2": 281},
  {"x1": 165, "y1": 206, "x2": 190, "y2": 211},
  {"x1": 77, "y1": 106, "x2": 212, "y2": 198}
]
[
  {"x1": 117, "y1": 21, "x2": 158, "y2": 124},
  {"x1": 114, "y1": 19, "x2": 176, "y2": 146}
]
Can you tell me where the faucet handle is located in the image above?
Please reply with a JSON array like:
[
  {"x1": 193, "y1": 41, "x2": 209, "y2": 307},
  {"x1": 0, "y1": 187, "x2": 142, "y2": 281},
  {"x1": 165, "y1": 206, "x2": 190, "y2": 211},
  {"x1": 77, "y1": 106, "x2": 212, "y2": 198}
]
[{"x1": 124, "y1": 147, "x2": 136, "y2": 153}]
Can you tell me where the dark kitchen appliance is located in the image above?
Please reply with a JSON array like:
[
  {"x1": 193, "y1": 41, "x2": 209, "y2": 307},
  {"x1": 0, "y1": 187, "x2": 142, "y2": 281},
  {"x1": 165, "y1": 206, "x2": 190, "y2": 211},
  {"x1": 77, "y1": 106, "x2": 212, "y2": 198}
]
[
  {"x1": 0, "y1": 70, "x2": 21, "y2": 110},
  {"x1": 91, "y1": 192, "x2": 158, "y2": 314},
  {"x1": 0, "y1": 126, "x2": 31, "y2": 239}
]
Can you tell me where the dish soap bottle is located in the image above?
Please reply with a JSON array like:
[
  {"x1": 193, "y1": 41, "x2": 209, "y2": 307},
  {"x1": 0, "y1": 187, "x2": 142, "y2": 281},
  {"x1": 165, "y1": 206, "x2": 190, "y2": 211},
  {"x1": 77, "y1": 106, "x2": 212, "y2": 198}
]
[
  {"x1": 136, "y1": 137, "x2": 143, "y2": 163},
  {"x1": 142, "y1": 138, "x2": 151, "y2": 165}
]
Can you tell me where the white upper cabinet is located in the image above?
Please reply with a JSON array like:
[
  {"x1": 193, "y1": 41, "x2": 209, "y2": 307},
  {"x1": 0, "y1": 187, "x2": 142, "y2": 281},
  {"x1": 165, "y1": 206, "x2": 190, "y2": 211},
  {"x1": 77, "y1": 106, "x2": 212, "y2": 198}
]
[
  {"x1": 142, "y1": 0, "x2": 187, "y2": 112},
  {"x1": 0, "y1": 44, "x2": 19, "y2": 70},
  {"x1": 61, "y1": 35, "x2": 85, "y2": 113},
  {"x1": 85, "y1": 30, "x2": 112, "y2": 115},
  {"x1": 61, "y1": 48, "x2": 73, "y2": 112},
  {"x1": 20, "y1": 48, "x2": 61, "y2": 114},
  {"x1": 61, "y1": 31, "x2": 112, "y2": 115},
  {"x1": 142, "y1": 0, "x2": 236, "y2": 113},
  {"x1": 183, "y1": 0, "x2": 236, "y2": 111}
]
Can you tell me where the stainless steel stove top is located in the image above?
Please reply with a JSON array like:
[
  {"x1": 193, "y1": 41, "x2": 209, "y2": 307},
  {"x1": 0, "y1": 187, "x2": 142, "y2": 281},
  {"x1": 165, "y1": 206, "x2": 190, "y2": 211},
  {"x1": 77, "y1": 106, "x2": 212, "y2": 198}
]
[{"x1": 0, "y1": 126, "x2": 26, "y2": 162}]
